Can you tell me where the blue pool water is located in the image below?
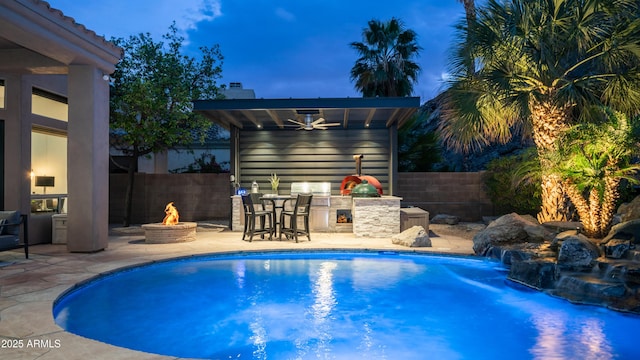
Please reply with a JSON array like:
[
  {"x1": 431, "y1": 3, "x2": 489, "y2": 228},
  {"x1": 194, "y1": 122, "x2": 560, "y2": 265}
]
[{"x1": 53, "y1": 251, "x2": 640, "y2": 359}]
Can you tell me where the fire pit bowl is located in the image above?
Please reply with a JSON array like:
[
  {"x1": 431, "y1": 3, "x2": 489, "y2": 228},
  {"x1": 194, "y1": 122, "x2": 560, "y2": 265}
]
[{"x1": 141, "y1": 222, "x2": 197, "y2": 244}]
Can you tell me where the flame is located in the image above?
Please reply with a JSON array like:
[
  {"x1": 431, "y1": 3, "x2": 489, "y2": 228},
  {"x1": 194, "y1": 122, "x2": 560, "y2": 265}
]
[{"x1": 162, "y1": 202, "x2": 179, "y2": 225}]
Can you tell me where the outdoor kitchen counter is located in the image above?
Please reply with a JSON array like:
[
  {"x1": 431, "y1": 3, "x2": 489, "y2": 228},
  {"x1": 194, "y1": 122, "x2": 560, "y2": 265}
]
[{"x1": 231, "y1": 195, "x2": 402, "y2": 237}]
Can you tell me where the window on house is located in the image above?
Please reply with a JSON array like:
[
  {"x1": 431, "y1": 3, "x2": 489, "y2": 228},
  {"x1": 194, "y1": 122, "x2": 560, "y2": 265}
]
[
  {"x1": 0, "y1": 79, "x2": 5, "y2": 109},
  {"x1": 31, "y1": 129, "x2": 67, "y2": 196},
  {"x1": 31, "y1": 88, "x2": 68, "y2": 121}
]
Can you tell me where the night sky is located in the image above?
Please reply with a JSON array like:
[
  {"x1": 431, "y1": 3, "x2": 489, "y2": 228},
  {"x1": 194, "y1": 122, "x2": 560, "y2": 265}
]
[{"x1": 47, "y1": 0, "x2": 474, "y2": 102}]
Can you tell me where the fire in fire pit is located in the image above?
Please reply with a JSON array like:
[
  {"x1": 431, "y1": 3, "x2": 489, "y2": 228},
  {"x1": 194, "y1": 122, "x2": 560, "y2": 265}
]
[
  {"x1": 142, "y1": 202, "x2": 196, "y2": 243},
  {"x1": 162, "y1": 202, "x2": 179, "y2": 225}
]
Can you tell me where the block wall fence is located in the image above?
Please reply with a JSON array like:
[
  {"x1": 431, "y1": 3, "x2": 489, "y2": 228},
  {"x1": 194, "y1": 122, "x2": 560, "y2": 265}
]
[
  {"x1": 109, "y1": 172, "x2": 496, "y2": 224},
  {"x1": 109, "y1": 173, "x2": 234, "y2": 225},
  {"x1": 396, "y1": 172, "x2": 495, "y2": 221}
]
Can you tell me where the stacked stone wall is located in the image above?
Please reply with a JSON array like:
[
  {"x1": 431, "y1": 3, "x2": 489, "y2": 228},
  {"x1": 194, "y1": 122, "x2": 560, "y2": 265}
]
[{"x1": 352, "y1": 197, "x2": 401, "y2": 237}]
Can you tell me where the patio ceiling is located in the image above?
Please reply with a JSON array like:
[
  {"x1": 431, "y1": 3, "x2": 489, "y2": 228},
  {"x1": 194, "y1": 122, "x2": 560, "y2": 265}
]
[{"x1": 193, "y1": 97, "x2": 421, "y2": 130}]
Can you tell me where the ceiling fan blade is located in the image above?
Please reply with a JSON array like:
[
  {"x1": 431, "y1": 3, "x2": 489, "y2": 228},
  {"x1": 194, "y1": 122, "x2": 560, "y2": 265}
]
[
  {"x1": 319, "y1": 122, "x2": 341, "y2": 127},
  {"x1": 311, "y1": 117, "x2": 326, "y2": 125},
  {"x1": 287, "y1": 118, "x2": 305, "y2": 126}
]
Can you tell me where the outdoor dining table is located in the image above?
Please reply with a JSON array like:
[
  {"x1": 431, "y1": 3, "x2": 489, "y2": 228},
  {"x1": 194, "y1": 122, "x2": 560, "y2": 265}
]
[{"x1": 259, "y1": 194, "x2": 295, "y2": 237}]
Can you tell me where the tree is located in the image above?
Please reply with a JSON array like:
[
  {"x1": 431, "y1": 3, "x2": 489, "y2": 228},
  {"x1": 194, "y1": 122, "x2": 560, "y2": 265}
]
[
  {"x1": 456, "y1": 0, "x2": 476, "y2": 74},
  {"x1": 551, "y1": 108, "x2": 640, "y2": 238},
  {"x1": 350, "y1": 17, "x2": 421, "y2": 97},
  {"x1": 439, "y1": 0, "x2": 640, "y2": 223},
  {"x1": 109, "y1": 23, "x2": 224, "y2": 226},
  {"x1": 484, "y1": 148, "x2": 541, "y2": 216},
  {"x1": 457, "y1": 0, "x2": 476, "y2": 25},
  {"x1": 398, "y1": 110, "x2": 442, "y2": 172}
]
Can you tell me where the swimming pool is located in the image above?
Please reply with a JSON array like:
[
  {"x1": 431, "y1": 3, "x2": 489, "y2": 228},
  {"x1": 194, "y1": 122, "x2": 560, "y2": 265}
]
[{"x1": 53, "y1": 251, "x2": 640, "y2": 359}]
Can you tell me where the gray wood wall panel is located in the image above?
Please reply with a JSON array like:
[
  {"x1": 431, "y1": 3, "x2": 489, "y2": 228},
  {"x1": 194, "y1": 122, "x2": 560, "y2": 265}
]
[{"x1": 238, "y1": 129, "x2": 390, "y2": 194}]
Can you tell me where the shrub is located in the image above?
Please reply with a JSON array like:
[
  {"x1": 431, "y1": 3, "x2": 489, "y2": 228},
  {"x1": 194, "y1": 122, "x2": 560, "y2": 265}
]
[{"x1": 484, "y1": 149, "x2": 541, "y2": 216}]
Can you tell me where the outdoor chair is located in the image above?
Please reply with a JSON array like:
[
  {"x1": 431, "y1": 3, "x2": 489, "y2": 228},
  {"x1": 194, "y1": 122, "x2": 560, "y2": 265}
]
[
  {"x1": 241, "y1": 193, "x2": 274, "y2": 242},
  {"x1": 0, "y1": 210, "x2": 29, "y2": 258},
  {"x1": 279, "y1": 193, "x2": 313, "y2": 242}
]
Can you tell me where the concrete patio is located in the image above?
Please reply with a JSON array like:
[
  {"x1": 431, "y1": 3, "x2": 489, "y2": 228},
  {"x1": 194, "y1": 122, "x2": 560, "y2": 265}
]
[{"x1": 0, "y1": 223, "x2": 476, "y2": 360}]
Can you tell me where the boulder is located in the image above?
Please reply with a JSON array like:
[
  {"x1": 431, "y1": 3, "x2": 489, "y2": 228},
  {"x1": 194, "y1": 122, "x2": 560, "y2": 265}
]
[
  {"x1": 556, "y1": 233, "x2": 601, "y2": 271},
  {"x1": 601, "y1": 239, "x2": 631, "y2": 259},
  {"x1": 430, "y1": 214, "x2": 460, "y2": 225},
  {"x1": 626, "y1": 264, "x2": 640, "y2": 285},
  {"x1": 549, "y1": 230, "x2": 580, "y2": 252},
  {"x1": 541, "y1": 221, "x2": 583, "y2": 233},
  {"x1": 508, "y1": 259, "x2": 558, "y2": 290},
  {"x1": 495, "y1": 243, "x2": 556, "y2": 265},
  {"x1": 602, "y1": 219, "x2": 640, "y2": 244},
  {"x1": 472, "y1": 213, "x2": 553, "y2": 256},
  {"x1": 392, "y1": 226, "x2": 431, "y2": 247},
  {"x1": 599, "y1": 219, "x2": 640, "y2": 259},
  {"x1": 552, "y1": 274, "x2": 628, "y2": 305},
  {"x1": 616, "y1": 196, "x2": 640, "y2": 223},
  {"x1": 472, "y1": 214, "x2": 640, "y2": 314}
]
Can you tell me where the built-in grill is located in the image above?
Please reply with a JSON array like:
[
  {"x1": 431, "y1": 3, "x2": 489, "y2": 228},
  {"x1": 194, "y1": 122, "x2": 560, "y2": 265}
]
[{"x1": 339, "y1": 154, "x2": 383, "y2": 196}]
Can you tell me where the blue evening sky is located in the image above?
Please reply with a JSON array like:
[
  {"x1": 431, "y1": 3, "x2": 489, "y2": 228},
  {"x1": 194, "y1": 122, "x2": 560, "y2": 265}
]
[{"x1": 46, "y1": 0, "x2": 472, "y2": 103}]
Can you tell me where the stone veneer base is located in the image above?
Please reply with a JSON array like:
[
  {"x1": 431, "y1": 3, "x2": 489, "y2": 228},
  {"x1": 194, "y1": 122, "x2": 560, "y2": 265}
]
[
  {"x1": 352, "y1": 196, "x2": 401, "y2": 238},
  {"x1": 141, "y1": 222, "x2": 197, "y2": 243}
]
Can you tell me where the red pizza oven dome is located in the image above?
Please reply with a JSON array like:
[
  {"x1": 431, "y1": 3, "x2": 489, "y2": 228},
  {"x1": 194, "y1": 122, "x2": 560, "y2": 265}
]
[{"x1": 340, "y1": 175, "x2": 383, "y2": 196}]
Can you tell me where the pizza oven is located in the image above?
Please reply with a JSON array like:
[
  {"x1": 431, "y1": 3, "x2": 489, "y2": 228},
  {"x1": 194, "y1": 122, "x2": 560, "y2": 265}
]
[{"x1": 339, "y1": 154, "x2": 383, "y2": 196}]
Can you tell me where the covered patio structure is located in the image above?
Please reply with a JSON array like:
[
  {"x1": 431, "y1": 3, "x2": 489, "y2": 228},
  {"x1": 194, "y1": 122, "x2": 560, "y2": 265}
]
[
  {"x1": 194, "y1": 96, "x2": 421, "y2": 195},
  {"x1": 194, "y1": 97, "x2": 420, "y2": 236}
]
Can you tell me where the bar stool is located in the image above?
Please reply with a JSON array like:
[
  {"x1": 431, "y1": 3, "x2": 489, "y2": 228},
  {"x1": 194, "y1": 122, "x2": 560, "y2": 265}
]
[
  {"x1": 241, "y1": 193, "x2": 274, "y2": 241},
  {"x1": 279, "y1": 193, "x2": 313, "y2": 242}
]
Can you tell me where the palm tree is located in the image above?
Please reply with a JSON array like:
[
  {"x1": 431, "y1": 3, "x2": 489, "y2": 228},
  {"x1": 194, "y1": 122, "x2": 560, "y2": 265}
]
[
  {"x1": 440, "y1": 0, "x2": 640, "y2": 223},
  {"x1": 350, "y1": 18, "x2": 421, "y2": 97},
  {"x1": 551, "y1": 108, "x2": 640, "y2": 238},
  {"x1": 457, "y1": 0, "x2": 476, "y2": 24},
  {"x1": 456, "y1": 0, "x2": 477, "y2": 74}
]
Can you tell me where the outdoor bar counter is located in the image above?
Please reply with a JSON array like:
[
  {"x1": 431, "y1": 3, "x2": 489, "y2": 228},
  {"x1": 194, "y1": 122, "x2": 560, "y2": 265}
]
[{"x1": 231, "y1": 194, "x2": 402, "y2": 238}]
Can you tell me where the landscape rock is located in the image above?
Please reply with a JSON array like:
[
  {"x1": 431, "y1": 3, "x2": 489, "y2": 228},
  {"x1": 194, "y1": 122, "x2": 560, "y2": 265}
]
[
  {"x1": 549, "y1": 230, "x2": 580, "y2": 251},
  {"x1": 601, "y1": 239, "x2": 631, "y2": 259},
  {"x1": 552, "y1": 275, "x2": 628, "y2": 304},
  {"x1": 508, "y1": 259, "x2": 558, "y2": 290},
  {"x1": 391, "y1": 226, "x2": 431, "y2": 247},
  {"x1": 541, "y1": 221, "x2": 583, "y2": 233},
  {"x1": 556, "y1": 233, "x2": 601, "y2": 271},
  {"x1": 616, "y1": 195, "x2": 640, "y2": 223},
  {"x1": 602, "y1": 219, "x2": 640, "y2": 244},
  {"x1": 495, "y1": 243, "x2": 555, "y2": 265},
  {"x1": 430, "y1": 214, "x2": 460, "y2": 225},
  {"x1": 473, "y1": 215, "x2": 640, "y2": 314},
  {"x1": 472, "y1": 213, "x2": 551, "y2": 256}
]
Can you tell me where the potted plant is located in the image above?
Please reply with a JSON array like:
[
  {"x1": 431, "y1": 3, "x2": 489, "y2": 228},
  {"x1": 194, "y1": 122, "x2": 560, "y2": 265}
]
[{"x1": 269, "y1": 173, "x2": 280, "y2": 195}]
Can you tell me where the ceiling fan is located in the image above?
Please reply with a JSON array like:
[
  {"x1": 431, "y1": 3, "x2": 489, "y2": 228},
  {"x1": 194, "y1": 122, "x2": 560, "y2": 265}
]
[{"x1": 287, "y1": 113, "x2": 341, "y2": 131}]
